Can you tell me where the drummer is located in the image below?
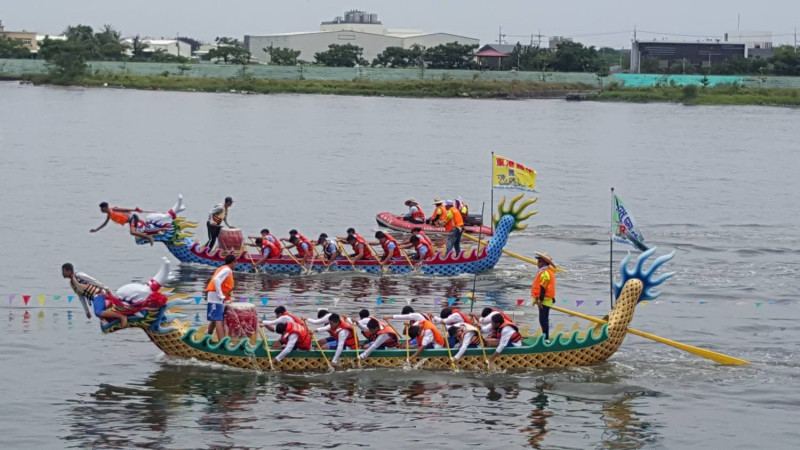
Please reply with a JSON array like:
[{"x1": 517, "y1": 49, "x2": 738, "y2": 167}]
[
  {"x1": 205, "y1": 254, "x2": 237, "y2": 341},
  {"x1": 317, "y1": 233, "x2": 340, "y2": 267},
  {"x1": 205, "y1": 197, "x2": 234, "y2": 251}
]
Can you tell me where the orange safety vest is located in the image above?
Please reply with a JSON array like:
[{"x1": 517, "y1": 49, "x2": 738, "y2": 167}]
[
  {"x1": 413, "y1": 240, "x2": 431, "y2": 259},
  {"x1": 261, "y1": 238, "x2": 281, "y2": 258},
  {"x1": 459, "y1": 204, "x2": 469, "y2": 217},
  {"x1": 351, "y1": 238, "x2": 372, "y2": 259},
  {"x1": 381, "y1": 233, "x2": 401, "y2": 258},
  {"x1": 491, "y1": 320, "x2": 522, "y2": 343},
  {"x1": 417, "y1": 319, "x2": 445, "y2": 348},
  {"x1": 204, "y1": 265, "x2": 234, "y2": 298},
  {"x1": 490, "y1": 308, "x2": 514, "y2": 324},
  {"x1": 451, "y1": 308, "x2": 471, "y2": 324},
  {"x1": 109, "y1": 207, "x2": 130, "y2": 226},
  {"x1": 294, "y1": 234, "x2": 311, "y2": 257},
  {"x1": 282, "y1": 311, "x2": 303, "y2": 325},
  {"x1": 409, "y1": 202, "x2": 426, "y2": 221},
  {"x1": 531, "y1": 268, "x2": 556, "y2": 300},
  {"x1": 375, "y1": 325, "x2": 400, "y2": 348},
  {"x1": 430, "y1": 205, "x2": 447, "y2": 223},
  {"x1": 444, "y1": 206, "x2": 464, "y2": 231},
  {"x1": 330, "y1": 319, "x2": 357, "y2": 349},
  {"x1": 460, "y1": 323, "x2": 482, "y2": 347},
  {"x1": 281, "y1": 321, "x2": 312, "y2": 351},
  {"x1": 362, "y1": 316, "x2": 386, "y2": 341}
]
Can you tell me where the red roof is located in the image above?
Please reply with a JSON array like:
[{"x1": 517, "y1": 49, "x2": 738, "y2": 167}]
[{"x1": 474, "y1": 49, "x2": 510, "y2": 57}]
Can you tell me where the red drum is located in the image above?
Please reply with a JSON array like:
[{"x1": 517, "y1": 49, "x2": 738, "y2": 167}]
[
  {"x1": 218, "y1": 227, "x2": 243, "y2": 252},
  {"x1": 224, "y1": 302, "x2": 258, "y2": 338}
]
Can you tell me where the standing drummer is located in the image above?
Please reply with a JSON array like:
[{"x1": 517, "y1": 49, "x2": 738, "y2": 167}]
[
  {"x1": 204, "y1": 196, "x2": 234, "y2": 251},
  {"x1": 205, "y1": 254, "x2": 237, "y2": 341}
]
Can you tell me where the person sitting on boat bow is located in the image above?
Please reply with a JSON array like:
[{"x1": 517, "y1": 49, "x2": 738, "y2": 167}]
[
  {"x1": 90, "y1": 195, "x2": 185, "y2": 245},
  {"x1": 205, "y1": 254, "x2": 237, "y2": 341},
  {"x1": 358, "y1": 318, "x2": 400, "y2": 360},
  {"x1": 262, "y1": 305, "x2": 303, "y2": 332},
  {"x1": 485, "y1": 313, "x2": 524, "y2": 363},
  {"x1": 402, "y1": 198, "x2": 426, "y2": 224},
  {"x1": 448, "y1": 322, "x2": 482, "y2": 361},
  {"x1": 317, "y1": 233, "x2": 340, "y2": 267},
  {"x1": 273, "y1": 321, "x2": 312, "y2": 364},
  {"x1": 312, "y1": 313, "x2": 357, "y2": 365},
  {"x1": 427, "y1": 197, "x2": 447, "y2": 225},
  {"x1": 62, "y1": 263, "x2": 128, "y2": 325},
  {"x1": 372, "y1": 231, "x2": 401, "y2": 265},
  {"x1": 406, "y1": 318, "x2": 445, "y2": 360}
]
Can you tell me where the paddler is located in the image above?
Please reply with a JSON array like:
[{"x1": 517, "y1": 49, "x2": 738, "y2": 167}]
[
  {"x1": 311, "y1": 313, "x2": 357, "y2": 365},
  {"x1": 282, "y1": 230, "x2": 313, "y2": 264},
  {"x1": 433, "y1": 307, "x2": 471, "y2": 346},
  {"x1": 272, "y1": 321, "x2": 312, "y2": 364},
  {"x1": 408, "y1": 235, "x2": 431, "y2": 262},
  {"x1": 91, "y1": 195, "x2": 185, "y2": 245},
  {"x1": 358, "y1": 318, "x2": 400, "y2": 360},
  {"x1": 317, "y1": 233, "x2": 340, "y2": 267},
  {"x1": 262, "y1": 305, "x2": 303, "y2": 332},
  {"x1": 402, "y1": 198, "x2": 426, "y2": 224},
  {"x1": 61, "y1": 263, "x2": 128, "y2": 326},
  {"x1": 447, "y1": 322, "x2": 482, "y2": 360},
  {"x1": 427, "y1": 197, "x2": 447, "y2": 225},
  {"x1": 485, "y1": 313, "x2": 523, "y2": 363},
  {"x1": 344, "y1": 235, "x2": 371, "y2": 262},
  {"x1": 406, "y1": 317, "x2": 445, "y2": 360},
  {"x1": 251, "y1": 236, "x2": 281, "y2": 265},
  {"x1": 204, "y1": 196, "x2": 234, "y2": 251},
  {"x1": 248, "y1": 229, "x2": 280, "y2": 252},
  {"x1": 531, "y1": 252, "x2": 557, "y2": 344},
  {"x1": 372, "y1": 231, "x2": 401, "y2": 265},
  {"x1": 204, "y1": 254, "x2": 237, "y2": 341},
  {"x1": 442, "y1": 200, "x2": 465, "y2": 256}
]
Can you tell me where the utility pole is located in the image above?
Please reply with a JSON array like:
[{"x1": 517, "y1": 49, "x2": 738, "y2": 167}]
[
  {"x1": 795, "y1": 27, "x2": 798, "y2": 53},
  {"x1": 497, "y1": 26, "x2": 506, "y2": 45}
]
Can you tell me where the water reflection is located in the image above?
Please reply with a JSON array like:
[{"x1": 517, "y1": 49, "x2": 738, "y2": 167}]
[{"x1": 599, "y1": 392, "x2": 659, "y2": 449}]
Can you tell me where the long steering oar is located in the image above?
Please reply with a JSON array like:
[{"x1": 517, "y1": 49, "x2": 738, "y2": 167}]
[
  {"x1": 463, "y1": 232, "x2": 565, "y2": 273},
  {"x1": 549, "y1": 305, "x2": 750, "y2": 365},
  {"x1": 281, "y1": 242, "x2": 311, "y2": 275},
  {"x1": 258, "y1": 325, "x2": 275, "y2": 370},
  {"x1": 305, "y1": 319, "x2": 333, "y2": 370}
]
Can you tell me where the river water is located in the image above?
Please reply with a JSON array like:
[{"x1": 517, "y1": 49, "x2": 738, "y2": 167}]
[{"x1": 1, "y1": 81, "x2": 798, "y2": 449}]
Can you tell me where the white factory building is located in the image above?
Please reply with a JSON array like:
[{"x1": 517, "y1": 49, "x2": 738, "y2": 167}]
[{"x1": 245, "y1": 10, "x2": 479, "y2": 64}]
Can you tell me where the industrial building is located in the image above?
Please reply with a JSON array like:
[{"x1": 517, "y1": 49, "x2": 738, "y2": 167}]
[
  {"x1": 630, "y1": 40, "x2": 747, "y2": 73},
  {"x1": 245, "y1": 10, "x2": 478, "y2": 64}
]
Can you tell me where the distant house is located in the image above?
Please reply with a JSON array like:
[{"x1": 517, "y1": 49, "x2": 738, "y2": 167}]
[
  {"x1": 0, "y1": 20, "x2": 37, "y2": 51},
  {"x1": 121, "y1": 38, "x2": 192, "y2": 58},
  {"x1": 474, "y1": 44, "x2": 516, "y2": 69},
  {"x1": 631, "y1": 40, "x2": 746, "y2": 73},
  {"x1": 245, "y1": 10, "x2": 478, "y2": 64}
]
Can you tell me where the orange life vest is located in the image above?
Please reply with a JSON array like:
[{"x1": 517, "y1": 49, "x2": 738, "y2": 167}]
[
  {"x1": 444, "y1": 206, "x2": 464, "y2": 231},
  {"x1": 375, "y1": 325, "x2": 400, "y2": 348},
  {"x1": 281, "y1": 321, "x2": 312, "y2": 351},
  {"x1": 417, "y1": 319, "x2": 445, "y2": 348},
  {"x1": 330, "y1": 319, "x2": 357, "y2": 349},
  {"x1": 451, "y1": 308, "x2": 471, "y2": 324},
  {"x1": 430, "y1": 205, "x2": 447, "y2": 224},
  {"x1": 294, "y1": 233, "x2": 311, "y2": 257},
  {"x1": 409, "y1": 202, "x2": 426, "y2": 221},
  {"x1": 109, "y1": 207, "x2": 130, "y2": 226},
  {"x1": 490, "y1": 308, "x2": 514, "y2": 324},
  {"x1": 381, "y1": 233, "x2": 401, "y2": 258},
  {"x1": 261, "y1": 238, "x2": 281, "y2": 258},
  {"x1": 491, "y1": 320, "x2": 522, "y2": 343},
  {"x1": 204, "y1": 265, "x2": 234, "y2": 298},
  {"x1": 413, "y1": 240, "x2": 431, "y2": 259},
  {"x1": 531, "y1": 268, "x2": 556, "y2": 299},
  {"x1": 460, "y1": 324, "x2": 482, "y2": 347},
  {"x1": 282, "y1": 311, "x2": 303, "y2": 325}
]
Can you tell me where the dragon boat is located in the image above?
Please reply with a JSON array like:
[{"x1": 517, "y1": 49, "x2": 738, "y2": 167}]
[
  {"x1": 103, "y1": 249, "x2": 675, "y2": 372},
  {"x1": 141, "y1": 195, "x2": 536, "y2": 276},
  {"x1": 375, "y1": 211, "x2": 493, "y2": 236}
]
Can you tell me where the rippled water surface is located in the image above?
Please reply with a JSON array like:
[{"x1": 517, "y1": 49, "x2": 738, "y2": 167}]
[{"x1": 1, "y1": 82, "x2": 799, "y2": 449}]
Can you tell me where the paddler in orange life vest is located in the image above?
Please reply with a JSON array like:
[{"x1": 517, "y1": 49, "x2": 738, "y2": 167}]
[
  {"x1": 344, "y1": 234, "x2": 371, "y2": 262},
  {"x1": 204, "y1": 254, "x2": 237, "y2": 341},
  {"x1": 204, "y1": 196, "x2": 234, "y2": 251},
  {"x1": 372, "y1": 231, "x2": 401, "y2": 265},
  {"x1": 272, "y1": 321, "x2": 312, "y2": 364},
  {"x1": 311, "y1": 313, "x2": 358, "y2": 365},
  {"x1": 434, "y1": 307, "x2": 470, "y2": 346},
  {"x1": 486, "y1": 311, "x2": 523, "y2": 363},
  {"x1": 407, "y1": 318, "x2": 446, "y2": 360},
  {"x1": 402, "y1": 198, "x2": 426, "y2": 224},
  {"x1": 408, "y1": 235, "x2": 431, "y2": 264},
  {"x1": 316, "y1": 233, "x2": 341, "y2": 268},
  {"x1": 532, "y1": 252, "x2": 557, "y2": 344},
  {"x1": 358, "y1": 318, "x2": 400, "y2": 360},
  {"x1": 91, "y1": 195, "x2": 185, "y2": 245},
  {"x1": 282, "y1": 229, "x2": 313, "y2": 264},
  {"x1": 442, "y1": 200, "x2": 465, "y2": 256},
  {"x1": 262, "y1": 305, "x2": 303, "y2": 332},
  {"x1": 248, "y1": 228, "x2": 281, "y2": 259}
]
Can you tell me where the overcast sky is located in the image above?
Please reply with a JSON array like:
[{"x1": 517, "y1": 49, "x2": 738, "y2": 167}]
[{"x1": 3, "y1": 0, "x2": 798, "y2": 48}]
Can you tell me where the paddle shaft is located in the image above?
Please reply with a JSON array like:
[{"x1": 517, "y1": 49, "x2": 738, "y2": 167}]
[
  {"x1": 549, "y1": 305, "x2": 750, "y2": 365},
  {"x1": 399, "y1": 248, "x2": 417, "y2": 273},
  {"x1": 258, "y1": 326, "x2": 274, "y2": 370},
  {"x1": 305, "y1": 320, "x2": 333, "y2": 368},
  {"x1": 347, "y1": 316, "x2": 362, "y2": 367},
  {"x1": 242, "y1": 246, "x2": 259, "y2": 274},
  {"x1": 337, "y1": 242, "x2": 358, "y2": 271},
  {"x1": 280, "y1": 241, "x2": 310, "y2": 274},
  {"x1": 440, "y1": 323, "x2": 457, "y2": 370}
]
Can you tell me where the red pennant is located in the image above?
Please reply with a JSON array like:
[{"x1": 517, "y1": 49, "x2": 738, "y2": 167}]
[
  {"x1": 23, "y1": 295, "x2": 31, "y2": 305},
  {"x1": 516, "y1": 299, "x2": 525, "y2": 306}
]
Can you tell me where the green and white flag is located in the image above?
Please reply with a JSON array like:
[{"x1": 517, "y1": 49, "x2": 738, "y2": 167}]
[{"x1": 612, "y1": 194, "x2": 648, "y2": 251}]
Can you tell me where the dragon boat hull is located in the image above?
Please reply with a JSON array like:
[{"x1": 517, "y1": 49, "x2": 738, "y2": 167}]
[{"x1": 376, "y1": 212, "x2": 493, "y2": 236}]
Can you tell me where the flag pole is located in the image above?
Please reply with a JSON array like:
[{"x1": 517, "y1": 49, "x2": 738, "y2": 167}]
[
  {"x1": 609, "y1": 187, "x2": 615, "y2": 309},
  {"x1": 490, "y1": 152, "x2": 494, "y2": 233}
]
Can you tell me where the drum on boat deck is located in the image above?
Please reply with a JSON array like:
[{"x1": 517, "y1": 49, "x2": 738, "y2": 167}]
[
  {"x1": 224, "y1": 302, "x2": 258, "y2": 338},
  {"x1": 219, "y1": 227, "x2": 243, "y2": 252}
]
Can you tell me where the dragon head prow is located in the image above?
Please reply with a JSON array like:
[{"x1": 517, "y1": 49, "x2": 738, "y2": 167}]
[
  {"x1": 613, "y1": 248, "x2": 676, "y2": 302},
  {"x1": 493, "y1": 194, "x2": 538, "y2": 232}
]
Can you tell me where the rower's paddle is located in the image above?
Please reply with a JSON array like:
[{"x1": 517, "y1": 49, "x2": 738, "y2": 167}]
[
  {"x1": 305, "y1": 319, "x2": 333, "y2": 370},
  {"x1": 242, "y1": 247, "x2": 260, "y2": 274},
  {"x1": 399, "y1": 248, "x2": 419, "y2": 274},
  {"x1": 258, "y1": 325, "x2": 275, "y2": 370},
  {"x1": 549, "y1": 305, "x2": 750, "y2": 365},
  {"x1": 346, "y1": 316, "x2": 362, "y2": 368},
  {"x1": 366, "y1": 244, "x2": 388, "y2": 274},
  {"x1": 281, "y1": 242, "x2": 311, "y2": 275},
  {"x1": 312, "y1": 244, "x2": 332, "y2": 273},
  {"x1": 440, "y1": 323, "x2": 457, "y2": 370}
]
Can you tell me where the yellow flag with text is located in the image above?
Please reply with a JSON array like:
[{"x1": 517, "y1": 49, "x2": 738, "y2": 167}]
[{"x1": 492, "y1": 154, "x2": 537, "y2": 192}]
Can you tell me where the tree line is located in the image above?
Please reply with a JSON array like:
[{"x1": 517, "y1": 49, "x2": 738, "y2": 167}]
[{"x1": 262, "y1": 42, "x2": 480, "y2": 69}]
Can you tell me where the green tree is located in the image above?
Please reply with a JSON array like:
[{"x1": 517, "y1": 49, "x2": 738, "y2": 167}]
[
  {"x1": 93, "y1": 24, "x2": 128, "y2": 60},
  {"x1": 38, "y1": 37, "x2": 88, "y2": 79},
  {"x1": 372, "y1": 45, "x2": 424, "y2": 68},
  {"x1": 770, "y1": 46, "x2": 800, "y2": 76},
  {"x1": 208, "y1": 45, "x2": 251, "y2": 64},
  {"x1": 423, "y1": 42, "x2": 478, "y2": 69},
  {"x1": 149, "y1": 48, "x2": 189, "y2": 63},
  {"x1": 131, "y1": 34, "x2": 149, "y2": 58},
  {"x1": 639, "y1": 57, "x2": 661, "y2": 73},
  {"x1": 0, "y1": 36, "x2": 31, "y2": 58},
  {"x1": 314, "y1": 44, "x2": 367, "y2": 67},
  {"x1": 550, "y1": 41, "x2": 600, "y2": 72},
  {"x1": 265, "y1": 45, "x2": 301, "y2": 65}
]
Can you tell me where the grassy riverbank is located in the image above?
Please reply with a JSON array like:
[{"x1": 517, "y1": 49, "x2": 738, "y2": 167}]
[
  {"x1": 8, "y1": 72, "x2": 594, "y2": 99},
  {"x1": 589, "y1": 84, "x2": 800, "y2": 106}
]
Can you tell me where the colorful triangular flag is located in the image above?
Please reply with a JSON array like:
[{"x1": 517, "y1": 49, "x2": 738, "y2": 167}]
[
  {"x1": 576, "y1": 300, "x2": 584, "y2": 307},
  {"x1": 377, "y1": 297, "x2": 383, "y2": 306},
  {"x1": 447, "y1": 298, "x2": 455, "y2": 307},
  {"x1": 38, "y1": 295, "x2": 46, "y2": 305},
  {"x1": 194, "y1": 296, "x2": 202, "y2": 305},
  {"x1": 68, "y1": 295, "x2": 74, "y2": 303},
  {"x1": 262, "y1": 297, "x2": 269, "y2": 306},
  {"x1": 23, "y1": 295, "x2": 31, "y2": 305}
]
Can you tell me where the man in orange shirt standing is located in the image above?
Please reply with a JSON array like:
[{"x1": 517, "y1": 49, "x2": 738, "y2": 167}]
[
  {"x1": 205, "y1": 254, "x2": 237, "y2": 341},
  {"x1": 442, "y1": 200, "x2": 464, "y2": 256},
  {"x1": 531, "y1": 252, "x2": 557, "y2": 344}
]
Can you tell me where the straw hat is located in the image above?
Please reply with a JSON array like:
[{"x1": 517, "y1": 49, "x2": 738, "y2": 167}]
[
  {"x1": 534, "y1": 252, "x2": 556, "y2": 268},
  {"x1": 405, "y1": 198, "x2": 417, "y2": 205},
  {"x1": 432, "y1": 197, "x2": 444, "y2": 204}
]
